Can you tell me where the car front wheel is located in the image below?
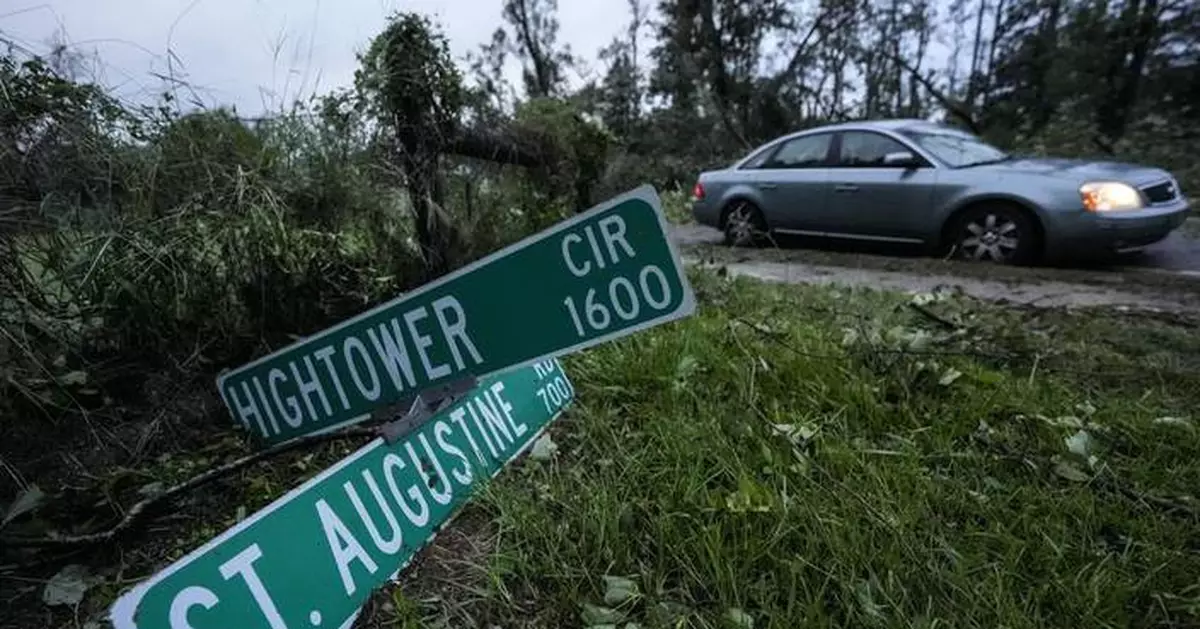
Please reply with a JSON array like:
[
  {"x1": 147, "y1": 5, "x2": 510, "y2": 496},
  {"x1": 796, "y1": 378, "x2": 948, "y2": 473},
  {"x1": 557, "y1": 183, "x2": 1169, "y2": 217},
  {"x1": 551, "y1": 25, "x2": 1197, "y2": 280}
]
[
  {"x1": 723, "y1": 201, "x2": 767, "y2": 247},
  {"x1": 949, "y1": 204, "x2": 1039, "y2": 264}
]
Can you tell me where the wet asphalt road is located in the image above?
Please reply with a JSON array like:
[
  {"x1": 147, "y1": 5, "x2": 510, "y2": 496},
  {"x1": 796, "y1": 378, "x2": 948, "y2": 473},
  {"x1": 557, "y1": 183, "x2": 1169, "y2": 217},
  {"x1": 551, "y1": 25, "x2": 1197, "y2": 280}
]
[{"x1": 670, "y1": 224, "x2": 1200, "y2": 273}]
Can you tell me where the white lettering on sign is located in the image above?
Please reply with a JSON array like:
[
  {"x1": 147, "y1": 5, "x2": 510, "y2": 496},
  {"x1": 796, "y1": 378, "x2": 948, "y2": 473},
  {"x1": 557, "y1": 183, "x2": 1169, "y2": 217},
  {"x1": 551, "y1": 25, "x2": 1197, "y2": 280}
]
[
  {"x1": 559, "y1": 215, "x2": 677, "y2": 337},
  {"x1": 269, "y1": 368, "x2": 302, "y2": 428},
  {"x1": 315, "y1": 345, "x2": 351, "y2": 411},
  {"x1": 316, "y1": 499, "x2": 379, "y2": 596},
  {"x1": 168, "y1": 586, "x2": 218, "y2": 629},
  {"x1": 226, "y1": 297, "x2": 485, "y2": 440},
  {"x1": 490, "y1": 381, "x2": 528, "y2": 438},
  {"x1": 219, "y1": 545, "x2": 289, "y2": 629},
  {"x1": 383, "y1": 453, "x2": 429, "y2": 527},
  {"x1": 309, "y1": 385, "x2": 524, "y2": 599},
  {"x1": 435, "y1": 420, "x2": 474, "y2": 485},
  {"x1": 560, "y1": 216, "x2": 637, "y2": 278},
  {"x1": 536, "y1": 371, "x2": 576, "y2": 414},
  {"x1": 562, "y1": 265, "x2": 674, "y2": 337},
  {"x1": 345, "y1": 471, "x2": 404, "y2": 555}
]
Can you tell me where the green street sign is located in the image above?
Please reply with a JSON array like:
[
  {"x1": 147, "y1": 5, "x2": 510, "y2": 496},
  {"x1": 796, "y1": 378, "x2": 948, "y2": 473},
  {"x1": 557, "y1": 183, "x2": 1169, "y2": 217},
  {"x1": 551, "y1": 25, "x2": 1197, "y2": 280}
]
[
  {"x1": 218, "y1": 184, "x2": 694, "y2": 446},
  {"x1": 110, "y1": 360, "x2": 574, "y2": 629}
]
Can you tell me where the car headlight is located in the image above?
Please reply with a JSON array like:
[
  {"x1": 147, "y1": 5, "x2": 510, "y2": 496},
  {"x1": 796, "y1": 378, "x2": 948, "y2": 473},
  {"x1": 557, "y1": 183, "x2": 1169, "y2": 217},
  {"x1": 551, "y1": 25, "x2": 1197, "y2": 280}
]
[{"x1": 1080, "y1": 181, "x2": 1143, "y2": 212}]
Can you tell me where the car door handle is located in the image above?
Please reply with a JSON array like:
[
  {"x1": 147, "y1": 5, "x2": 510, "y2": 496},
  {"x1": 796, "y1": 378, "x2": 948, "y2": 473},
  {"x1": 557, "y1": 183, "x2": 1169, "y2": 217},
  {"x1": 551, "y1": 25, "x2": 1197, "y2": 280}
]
[
  {"x1": 760, "y1": 183, "x2": 778, "y2": 190},
  {"x1": 834, "y1": 184, "x2": 859, "y2": 193}
]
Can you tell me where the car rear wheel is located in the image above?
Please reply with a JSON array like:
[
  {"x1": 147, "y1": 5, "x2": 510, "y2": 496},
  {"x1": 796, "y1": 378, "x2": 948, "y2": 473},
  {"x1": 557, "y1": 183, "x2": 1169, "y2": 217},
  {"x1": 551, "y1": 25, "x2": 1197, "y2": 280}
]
[
  {"x1": 723, "y1": 201, "x2": 767, "y2": 247},
  {"x1": 949, "y1": 204, "x2": 1039, "y2": 264}
]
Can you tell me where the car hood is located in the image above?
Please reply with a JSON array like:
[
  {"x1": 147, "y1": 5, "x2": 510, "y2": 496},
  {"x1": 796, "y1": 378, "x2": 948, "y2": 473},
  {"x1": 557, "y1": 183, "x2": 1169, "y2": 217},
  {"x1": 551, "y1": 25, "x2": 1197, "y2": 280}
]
[{"x1": 975, "y1": 157, "x2": 1171, "y2": 186}]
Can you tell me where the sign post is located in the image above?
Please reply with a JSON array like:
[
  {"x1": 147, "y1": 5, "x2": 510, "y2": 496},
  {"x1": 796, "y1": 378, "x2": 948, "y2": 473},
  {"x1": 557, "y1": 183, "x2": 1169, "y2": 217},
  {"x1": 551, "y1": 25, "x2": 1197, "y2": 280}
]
[
  {"x1": 218, "y1": 185, "x2": 694, "y2": 446},
  {"x1": 110, "y1": 360, "x2": 575, "y2": 629}
]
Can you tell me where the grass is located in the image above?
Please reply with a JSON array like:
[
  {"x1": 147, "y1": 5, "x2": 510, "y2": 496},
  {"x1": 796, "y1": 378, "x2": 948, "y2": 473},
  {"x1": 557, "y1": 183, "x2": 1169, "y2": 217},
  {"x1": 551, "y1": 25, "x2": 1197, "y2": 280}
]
[
  {"x1": 5, "y1": 269, "x2": 1199, "y2": 629},
  {"x1": 368, "y1": 268, "x2": 1200, "y2": 629}
]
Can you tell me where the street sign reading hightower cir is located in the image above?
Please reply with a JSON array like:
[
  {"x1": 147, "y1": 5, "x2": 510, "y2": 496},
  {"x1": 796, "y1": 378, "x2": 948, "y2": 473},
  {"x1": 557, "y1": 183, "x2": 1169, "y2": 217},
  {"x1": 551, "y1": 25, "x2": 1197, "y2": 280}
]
[
  {"x1": 217, "y1": 185, "x2": 695, "y2": 446},
  {"x1": 110, "y1": 360, "x2": 575, "y2": 629}
]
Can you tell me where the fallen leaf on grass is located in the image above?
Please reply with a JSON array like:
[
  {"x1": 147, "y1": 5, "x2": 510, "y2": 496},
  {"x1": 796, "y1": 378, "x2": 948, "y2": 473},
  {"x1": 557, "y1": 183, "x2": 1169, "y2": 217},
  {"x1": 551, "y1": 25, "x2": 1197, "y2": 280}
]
[
  {"x1": 529, "y1": 434, "x2": 559, "y2": 461},
  {"x1": 581, "y1": 602, "x2": 624, "y2": 626},
  {"x1": 1053, "y1": 460, "x2": 1092, "y2": 483},
  {"x1": 2, "y1": 485, "x2": 44, "y2": 528},
  {"x1": 602, "y1": 575, "x2": 640, "y2": 606},
  {"x1": 770, "y1": 423, "x2": 818, "y2": 444},
  {"x1": 1153, "y1": 416, "x2": 1192, "y2": 429},
  {"x1": 137, "y1": 481, "x2": 165, "y2": 499},
  {"x1": 1064, "y1": 430, "x2": 1093, "y2": 459},
  {"x1": 726, "y1": 607, "x2": 755, "y2": 628},
  {"x1": 938, "y1": 367, "x2": 963, "y2": 386},
  {"x1": 60, "y1": 370, "x2": 88, "y2": 386},
  {"x1": 42, "y1": 564, "x2": 97, "y2": 607}
]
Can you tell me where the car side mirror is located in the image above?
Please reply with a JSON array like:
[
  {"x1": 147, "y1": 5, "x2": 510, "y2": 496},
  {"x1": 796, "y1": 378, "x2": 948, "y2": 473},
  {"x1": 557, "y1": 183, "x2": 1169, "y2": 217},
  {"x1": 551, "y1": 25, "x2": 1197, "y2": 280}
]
[{"x1": 882, "y1": 151, "x2": 919, "y2": 168}]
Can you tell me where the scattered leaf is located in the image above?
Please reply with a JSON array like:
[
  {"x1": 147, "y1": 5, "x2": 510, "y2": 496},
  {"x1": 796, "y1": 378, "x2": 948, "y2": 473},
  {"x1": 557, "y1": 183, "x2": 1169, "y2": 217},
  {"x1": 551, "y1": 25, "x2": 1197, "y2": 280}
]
[
  {"x1": 770, "y1": 423, "x2": 818, "y2": 444},
  {"x1": 1153, "y1": 416, "x2": 1192, "y2": 429},
  {"x1": 1053, "y1": 460, "x2": 1091, "y2": 482},
  {"x1": 725, "y1": 607, "x2": 754, "y2": 628},
  {"x1": 938, "y1": 367, "x2": 963, "y2": 386},
  {"x1": 581, "y1": 602, "x2": 623, "y2": 626},
  {"x1": 137, "y1": 482, "x2": 165, "y2": 499},
  {"x1": 602, "y1": 575, "x2": 640, "y2": 606},
  {"x1": 42, "y1": 564, "x2": 96, "y2": 607},
  {"x1": 1064, "y1": 430, "x2": 1093, "y2": 459},
  {"x1": 855, "y1": 580, "x2": 887, "y2": 619},
  {"x1": 2, "y1": 485, "x2": 45, "y2": 528},
  {"x1": 529, "y1": 434, "x2": 559, "y2": 461},
  {"x1": 60, "y1": 370, "x2": 88, "y2": 386}
]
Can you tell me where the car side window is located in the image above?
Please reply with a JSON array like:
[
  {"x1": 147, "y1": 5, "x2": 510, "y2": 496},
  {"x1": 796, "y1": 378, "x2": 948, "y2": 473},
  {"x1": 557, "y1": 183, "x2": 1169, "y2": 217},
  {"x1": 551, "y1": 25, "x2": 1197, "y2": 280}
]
[
  {"x1": 836, "y1": 131, "x2": 915, "y2": 167},
  {"x1": 738, "y1": 144, "x2": 777, "y2": 170},
  {"x1": 761, "y1": 133, "x2": 832, "y2": 169}
]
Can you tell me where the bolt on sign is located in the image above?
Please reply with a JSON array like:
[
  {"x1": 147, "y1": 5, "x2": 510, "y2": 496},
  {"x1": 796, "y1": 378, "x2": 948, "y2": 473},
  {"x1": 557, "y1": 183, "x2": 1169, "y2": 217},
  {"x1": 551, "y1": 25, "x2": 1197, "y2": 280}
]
[
  {"x1": 218, "y1": 184, "x2": 695, "y2": 446},
  {"x1": 110, "y1": 359, "x2": 575, "y2": 629}
]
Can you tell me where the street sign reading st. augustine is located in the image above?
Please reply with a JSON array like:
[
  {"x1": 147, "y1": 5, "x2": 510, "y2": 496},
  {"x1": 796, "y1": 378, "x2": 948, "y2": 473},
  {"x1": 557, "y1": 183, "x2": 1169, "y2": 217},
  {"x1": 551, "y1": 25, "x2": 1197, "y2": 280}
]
[
  {"x1": 218, "y1": 184, "x2": 695, "y2": 446},
  {"x1": 110, "y1": 360, "x2": 575, "y2": 629}
]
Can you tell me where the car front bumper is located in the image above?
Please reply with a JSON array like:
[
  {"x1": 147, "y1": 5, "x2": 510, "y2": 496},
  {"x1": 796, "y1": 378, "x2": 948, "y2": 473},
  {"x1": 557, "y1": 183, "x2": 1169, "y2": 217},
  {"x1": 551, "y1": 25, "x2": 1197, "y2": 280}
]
[{"x1": 1046, "y1": 197, "x2": 1192, "y2": 257}]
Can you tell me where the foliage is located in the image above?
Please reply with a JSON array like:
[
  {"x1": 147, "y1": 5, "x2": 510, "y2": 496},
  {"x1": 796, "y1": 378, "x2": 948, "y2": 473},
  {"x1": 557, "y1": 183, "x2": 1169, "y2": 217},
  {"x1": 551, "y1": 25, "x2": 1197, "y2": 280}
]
[
  {"x1": 360, "y1": 270, "x2": 1199, "y2": 628},
  {"x1": 3, "y1": 2, "x2": 1200, "y2": 624},
  {"x1": 514, "y1": 97, "x2": 614, "y2": 216},
  {"x1": 354, "y1": 12, "x2": 465, "y2": 147}
]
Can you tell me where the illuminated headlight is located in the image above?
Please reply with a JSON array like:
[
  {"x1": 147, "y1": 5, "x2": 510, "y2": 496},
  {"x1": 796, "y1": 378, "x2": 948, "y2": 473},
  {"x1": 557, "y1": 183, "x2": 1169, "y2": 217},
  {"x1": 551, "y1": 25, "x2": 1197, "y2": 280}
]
[{"x1": 1080, "y1": 181, "x2": 1143, "y2": 212}]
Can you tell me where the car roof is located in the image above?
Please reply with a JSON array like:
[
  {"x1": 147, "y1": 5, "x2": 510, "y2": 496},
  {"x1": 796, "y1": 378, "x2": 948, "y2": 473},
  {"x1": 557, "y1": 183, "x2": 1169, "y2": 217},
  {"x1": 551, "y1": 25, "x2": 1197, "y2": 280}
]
[
  {"x1": 729, "y1": 118, "x2": 971, "y2": 167},
  {"x1": 785, "y1": 118, "x2": 963, "y2": 137}
]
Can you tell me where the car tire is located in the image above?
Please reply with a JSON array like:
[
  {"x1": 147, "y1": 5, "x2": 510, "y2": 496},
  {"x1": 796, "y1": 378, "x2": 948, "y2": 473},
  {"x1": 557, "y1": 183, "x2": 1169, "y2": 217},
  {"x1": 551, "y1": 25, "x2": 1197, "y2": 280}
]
[
  {"x1": 723, "y1": 201, "x2": 768, "y2": 248},
  {"x1": 948, "y1": 203, "x2": 1040, "y2": 265}
]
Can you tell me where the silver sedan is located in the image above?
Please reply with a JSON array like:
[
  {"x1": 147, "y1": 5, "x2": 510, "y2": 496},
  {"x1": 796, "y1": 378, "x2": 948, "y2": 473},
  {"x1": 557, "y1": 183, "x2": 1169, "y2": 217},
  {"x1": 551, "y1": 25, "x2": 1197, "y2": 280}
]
[{"x1": 690, "y1": 119, "x2": 1192, "y2": 264}]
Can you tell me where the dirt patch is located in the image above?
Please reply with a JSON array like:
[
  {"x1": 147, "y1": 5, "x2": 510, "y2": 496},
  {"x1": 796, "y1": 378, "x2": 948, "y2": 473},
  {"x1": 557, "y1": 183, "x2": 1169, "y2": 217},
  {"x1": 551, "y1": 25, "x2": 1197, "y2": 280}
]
[{"x1": 352, "y1": 508, "x2": 499, "y2": 628}]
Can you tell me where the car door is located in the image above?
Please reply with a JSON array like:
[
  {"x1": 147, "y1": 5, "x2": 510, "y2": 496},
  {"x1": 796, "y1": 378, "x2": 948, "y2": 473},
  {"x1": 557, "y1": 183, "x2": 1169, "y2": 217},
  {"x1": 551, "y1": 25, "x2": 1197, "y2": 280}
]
[
  {"x1": 818, "y1": 130, "x2": 940, "y2": 243},
  {"x1": 748, "y1": 132, "x2": 836, "y2": 232}
]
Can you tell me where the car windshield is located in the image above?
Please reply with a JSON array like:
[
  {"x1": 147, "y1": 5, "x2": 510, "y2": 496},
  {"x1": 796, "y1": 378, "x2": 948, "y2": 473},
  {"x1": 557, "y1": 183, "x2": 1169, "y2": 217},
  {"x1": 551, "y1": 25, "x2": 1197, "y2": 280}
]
[{"x1": 897, "y1": 127, "x2": 1010, "y2": 168}]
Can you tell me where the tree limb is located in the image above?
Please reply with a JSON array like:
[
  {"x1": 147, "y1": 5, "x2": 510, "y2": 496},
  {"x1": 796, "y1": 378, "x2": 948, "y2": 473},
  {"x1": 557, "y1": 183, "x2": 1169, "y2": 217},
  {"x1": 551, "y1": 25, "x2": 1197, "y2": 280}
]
[
  {"x1": 1, "y1": 426, "x2": 378, "y2": 549},
  {"x1": 447, "y1": 127, "x2": 553, "y2": 169},
  {"x1": 879, "y1": 48, "x2": 982, "y2": 134}
]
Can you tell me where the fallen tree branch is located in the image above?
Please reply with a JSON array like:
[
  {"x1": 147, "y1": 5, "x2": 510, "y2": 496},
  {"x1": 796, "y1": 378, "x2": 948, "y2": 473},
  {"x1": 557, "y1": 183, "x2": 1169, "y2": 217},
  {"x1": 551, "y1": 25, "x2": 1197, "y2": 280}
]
[
  {"x1": 1, "y1": 426, "x2": 378, "y2": 550},
  {"x1": 447, "y1": 126, "x2": 553, "y2": 169},
  {"x1": 907, "y1": 302, "x2": 961, "y2": 331}
]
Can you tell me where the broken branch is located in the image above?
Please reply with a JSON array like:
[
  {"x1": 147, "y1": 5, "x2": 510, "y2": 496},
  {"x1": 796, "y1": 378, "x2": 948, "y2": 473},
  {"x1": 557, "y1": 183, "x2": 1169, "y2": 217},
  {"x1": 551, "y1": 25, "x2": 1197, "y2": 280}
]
[{"x1": 1, "y1": 426, "x2": 378, "y2": 550}]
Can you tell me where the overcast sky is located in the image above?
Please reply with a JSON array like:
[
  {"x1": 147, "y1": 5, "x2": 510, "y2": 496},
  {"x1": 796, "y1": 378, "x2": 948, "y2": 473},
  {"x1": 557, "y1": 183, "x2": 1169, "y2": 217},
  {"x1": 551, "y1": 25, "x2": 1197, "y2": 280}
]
[{"x1": 2, "y1": 0, "x2": 631, "y2": 115}]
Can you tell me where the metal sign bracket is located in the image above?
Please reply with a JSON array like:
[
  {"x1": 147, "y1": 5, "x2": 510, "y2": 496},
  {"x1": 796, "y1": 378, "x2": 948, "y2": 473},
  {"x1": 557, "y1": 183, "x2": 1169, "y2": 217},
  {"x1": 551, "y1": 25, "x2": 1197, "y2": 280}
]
[{"x1": 376, "y1": 375, "x2": 479, "y2": 444}]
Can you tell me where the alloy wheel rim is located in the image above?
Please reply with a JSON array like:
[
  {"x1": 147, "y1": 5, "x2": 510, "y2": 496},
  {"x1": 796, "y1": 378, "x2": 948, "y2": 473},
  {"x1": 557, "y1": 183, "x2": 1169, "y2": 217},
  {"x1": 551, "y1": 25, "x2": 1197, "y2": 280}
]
[
  {"x1": 728, "y1": 205, "x2": 755, "y2": 244},
  {"x1": 960, "y1": 213, "x2": 1019, "y2": 261}
]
